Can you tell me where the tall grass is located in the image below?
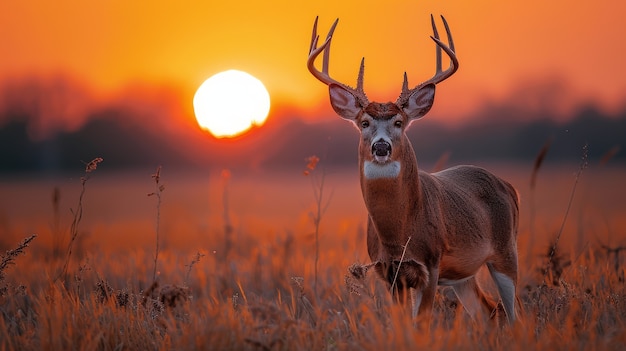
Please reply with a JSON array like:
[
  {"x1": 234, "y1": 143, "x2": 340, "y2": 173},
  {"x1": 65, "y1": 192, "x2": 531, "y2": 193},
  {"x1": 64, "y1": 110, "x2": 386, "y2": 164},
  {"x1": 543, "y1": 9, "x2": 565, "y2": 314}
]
[
  {"x1": 2, "y1": 240, "x2": 622, "y2": 350},
  {"x1": 55, "y1": 157, "x2": 102, "y2": 283},
  {"x1": 0, "y1": 234, "x2": 36, "y2": 296},
  {"x1": 305, "y1": 155, "x2": 332, "y2": 295},
  {"x1": 50, "y1": 187, "x2": 62, "y2": 258},
  {"x1": 148, "y1": 165, "x2": 165, "y2": 282},
  {"x1": 542, "y1": 143, "x2": 588, "y2": 285},
  {"x1": 528, "y1": 138, "x2": 551, "y2": 265},
  {"x1": 0, "y1": 156, "x2": 625, "y2": 350}
]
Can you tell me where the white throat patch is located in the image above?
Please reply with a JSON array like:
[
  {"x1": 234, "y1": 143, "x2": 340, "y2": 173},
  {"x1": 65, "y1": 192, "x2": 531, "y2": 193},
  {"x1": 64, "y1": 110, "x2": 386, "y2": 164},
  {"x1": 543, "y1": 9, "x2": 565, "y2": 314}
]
[{"x1": 363, "y1": 161, "x2": 401, "y2": 179}]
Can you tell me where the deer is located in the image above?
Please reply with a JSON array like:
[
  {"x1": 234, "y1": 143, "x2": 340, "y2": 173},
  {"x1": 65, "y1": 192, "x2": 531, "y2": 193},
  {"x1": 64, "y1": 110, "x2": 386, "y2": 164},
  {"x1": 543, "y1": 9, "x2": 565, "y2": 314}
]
[{"x1": 307, "y1": 15, "x2": 520, "y2": 324}]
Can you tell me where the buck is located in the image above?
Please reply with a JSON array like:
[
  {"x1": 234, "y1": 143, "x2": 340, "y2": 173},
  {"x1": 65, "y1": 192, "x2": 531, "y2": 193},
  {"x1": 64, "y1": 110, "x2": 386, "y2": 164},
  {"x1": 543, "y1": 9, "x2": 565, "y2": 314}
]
[{"x1": 308, "y1": 15, "x2": 519, "y2": 324}]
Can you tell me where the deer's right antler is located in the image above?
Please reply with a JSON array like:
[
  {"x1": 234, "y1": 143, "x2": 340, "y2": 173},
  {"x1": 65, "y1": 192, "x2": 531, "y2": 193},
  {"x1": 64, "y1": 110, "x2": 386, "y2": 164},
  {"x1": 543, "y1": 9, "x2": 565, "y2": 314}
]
[{"x1": 308, "y1": 17, "x2": 369, "y2": 106}]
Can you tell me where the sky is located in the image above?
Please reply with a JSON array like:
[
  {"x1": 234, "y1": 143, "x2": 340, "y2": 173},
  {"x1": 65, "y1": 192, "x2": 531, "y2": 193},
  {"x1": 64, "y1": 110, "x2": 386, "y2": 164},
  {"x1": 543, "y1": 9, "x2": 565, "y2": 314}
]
[{"x1": 1, "y1": 0, "x2": 625, "y2": 127}]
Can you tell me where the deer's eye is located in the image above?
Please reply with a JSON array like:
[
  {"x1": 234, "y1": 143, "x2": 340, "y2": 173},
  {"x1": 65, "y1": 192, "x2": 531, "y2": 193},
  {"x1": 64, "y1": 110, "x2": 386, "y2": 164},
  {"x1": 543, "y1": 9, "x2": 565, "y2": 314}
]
[
  {"x1": 361, "y1": 120, "x2": 370, "y2": 128},
  {"x1": 394, "y1": 120, "x2": 403, "y2": 128}
]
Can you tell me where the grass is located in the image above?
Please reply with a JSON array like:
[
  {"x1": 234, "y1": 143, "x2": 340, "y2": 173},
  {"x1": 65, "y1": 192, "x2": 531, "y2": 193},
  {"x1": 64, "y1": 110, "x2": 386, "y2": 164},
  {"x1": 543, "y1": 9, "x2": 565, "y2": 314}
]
[
  {"x1": 0, "y1": 158, "x2": 625, "y2": 350},
  {"x1": 542, "y1": 143, "x2": 588, "y2": 285},
  {"x1": 304, "y1": 155, "x2": 332, "y2": 295},
  {"x1": 55, "y1": 157, "x2": 103, "y2": 284},
  {"x1": 148, "y1": 165, "x2": 165, "y2": 282}
]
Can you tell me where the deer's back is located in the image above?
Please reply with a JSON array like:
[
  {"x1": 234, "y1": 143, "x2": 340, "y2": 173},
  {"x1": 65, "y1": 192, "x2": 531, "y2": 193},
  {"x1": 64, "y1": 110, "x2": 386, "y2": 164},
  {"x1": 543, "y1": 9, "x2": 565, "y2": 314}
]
[{"x1": 418, "y1": 165, "x2": 519, "y2": 276}]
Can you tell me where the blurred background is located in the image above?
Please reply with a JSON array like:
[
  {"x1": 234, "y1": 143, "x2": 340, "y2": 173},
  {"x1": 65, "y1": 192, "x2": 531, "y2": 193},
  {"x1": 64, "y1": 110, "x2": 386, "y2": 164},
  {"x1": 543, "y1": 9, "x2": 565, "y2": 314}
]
[{"x1": 0, "y1": 0, "x2": 624, "y2": 173}]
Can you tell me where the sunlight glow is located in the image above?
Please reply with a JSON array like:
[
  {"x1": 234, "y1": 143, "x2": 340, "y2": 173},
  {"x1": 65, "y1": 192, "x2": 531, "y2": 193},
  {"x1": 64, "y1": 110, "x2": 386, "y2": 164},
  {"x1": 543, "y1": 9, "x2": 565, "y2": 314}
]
[{"x1": 193, "y1": 70, "x2": 270, "y2": 138}]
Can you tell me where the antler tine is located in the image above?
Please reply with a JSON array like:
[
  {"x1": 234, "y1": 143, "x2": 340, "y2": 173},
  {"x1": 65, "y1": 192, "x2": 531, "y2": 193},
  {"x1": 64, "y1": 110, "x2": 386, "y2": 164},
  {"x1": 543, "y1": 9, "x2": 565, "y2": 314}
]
[
  {"x1": 440, "y1": 15, "x2": 455, "y2": 53},
  {"x1": 308, "y1": 17, "x2": 342, "y2": 87},
  {"x1": 356, "y1": 57, "x2": 365, "y2": 93},
  {"x1": 401, "y1": 72, "x2": 409, "y2": 93},
  {"x1": 431, "y1": 14, "x2": 442, "y2": 75},
  {"x1": 425, "y1": 15, "x2": 458, "y2": 86},
  {"x1": 307, "y1": 17, "x2": 369, "y2": 105},
  {"x1": 397, "y1": 15, "x2": 458, "y2": 105},
  {"x1": 322, "y1": 19, "x2": 339, "y2": 75},
  {"x1": 309, "y1": 16, "x2": 319, "y2": 54}
]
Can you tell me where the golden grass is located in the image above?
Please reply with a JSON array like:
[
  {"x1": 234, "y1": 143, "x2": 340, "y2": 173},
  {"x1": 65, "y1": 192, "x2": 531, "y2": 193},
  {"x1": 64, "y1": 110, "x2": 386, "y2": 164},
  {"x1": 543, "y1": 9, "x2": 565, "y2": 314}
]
[{"x1": 0, "y1": 161, "x2": 625, "y2": 350}]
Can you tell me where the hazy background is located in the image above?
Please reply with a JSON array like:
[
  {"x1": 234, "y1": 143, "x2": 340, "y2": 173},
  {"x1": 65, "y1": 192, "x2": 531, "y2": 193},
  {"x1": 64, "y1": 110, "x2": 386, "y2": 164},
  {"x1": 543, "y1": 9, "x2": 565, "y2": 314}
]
[
  {"x1": 0, "y1": 2, "x2": 624, "y2": 251},
  {"x1": 0, "y1": 0, "x2": 624, "y2": 175}
]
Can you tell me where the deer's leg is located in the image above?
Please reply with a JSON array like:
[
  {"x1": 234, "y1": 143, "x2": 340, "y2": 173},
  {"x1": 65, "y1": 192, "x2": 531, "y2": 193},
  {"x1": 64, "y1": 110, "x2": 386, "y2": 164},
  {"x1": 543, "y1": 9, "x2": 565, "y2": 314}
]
[
  {"x1": 393, "y1": 285, "x2": 410, "y2": 305},
  {"x1": 410, "y1": 288, "x2": 422, "y2": 320},
  {"x1": 380, "y1": 259, "x2": 431, "y2": 318},
  {"x1": 451, "y1": 276, "x2": 497, "y2": 320},
  {"x1": 486, "y1": 258, "x2": 517, "y2": 324},
  {"x1": 417, "y1": 266, "x2": 439, "y2": 318}
]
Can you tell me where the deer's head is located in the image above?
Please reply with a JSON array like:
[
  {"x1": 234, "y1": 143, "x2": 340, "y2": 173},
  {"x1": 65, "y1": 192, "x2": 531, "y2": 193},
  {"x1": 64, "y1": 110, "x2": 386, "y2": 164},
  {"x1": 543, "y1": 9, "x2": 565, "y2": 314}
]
[{"x1": 308, "y1": 15, "x2": 458, "y2": 168}]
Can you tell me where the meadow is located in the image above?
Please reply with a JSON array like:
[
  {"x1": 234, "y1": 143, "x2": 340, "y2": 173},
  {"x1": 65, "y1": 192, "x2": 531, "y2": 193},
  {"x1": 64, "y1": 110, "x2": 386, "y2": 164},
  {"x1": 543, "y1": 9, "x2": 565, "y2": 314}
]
[{"x1": 0, "y1": 157, "x2": 625, "y2": 350}]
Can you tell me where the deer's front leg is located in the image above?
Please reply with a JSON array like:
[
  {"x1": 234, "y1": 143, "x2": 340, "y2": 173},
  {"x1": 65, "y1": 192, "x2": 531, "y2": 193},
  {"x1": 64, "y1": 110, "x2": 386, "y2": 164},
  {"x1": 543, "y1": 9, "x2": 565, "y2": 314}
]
[
  {"x1": 416, "y1": 266, "x2": 439, "y2": 320},
  {"x1": 379, "y1": 259, "x2": 433, "y2": 320}
]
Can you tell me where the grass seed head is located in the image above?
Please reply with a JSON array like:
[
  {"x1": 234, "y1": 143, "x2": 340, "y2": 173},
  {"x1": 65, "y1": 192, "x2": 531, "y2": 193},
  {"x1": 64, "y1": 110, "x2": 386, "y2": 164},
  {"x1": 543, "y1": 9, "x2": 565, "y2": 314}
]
[{"x1": 84, "y1": 157, "x2": 103, "y2": 173}]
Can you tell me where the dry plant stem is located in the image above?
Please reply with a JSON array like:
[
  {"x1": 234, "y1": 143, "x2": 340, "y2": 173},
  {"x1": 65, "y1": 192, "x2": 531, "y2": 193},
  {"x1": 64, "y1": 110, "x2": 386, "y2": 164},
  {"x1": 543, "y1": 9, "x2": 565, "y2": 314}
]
[
  {"x1": 184, "y1": 251, "x2": 205, "y2": 287},
  {"x1": 58, "y1": 178, "x2": 86, "y2": 281},
  {"x1": 529, "y1": 138, "x2": 551, "y2": 264},
  {"x1": 544, "y1": 144, "x2": 588, "y2": 284},
  {"x1": 431, "y1": 151, "x2": 451, "y2": 173},
  {"x1": 0, "y1": 234, "x2": 37, "y2": 283},
  {"x1": 51, "y1": 187, "x2": 62, "y2": 258},
  {"x1": 56, "y1": 158, "x2": 102, "y2": 283},
  {"x1": 310, "y1": 170, "x2": 332, "y2": 295},
  {"x1": 222, "y1": 170, "x2": 233, "y2": 257},
  {"x1": 390, "y1": 236, "x2": 412, "y2": 294},
  {"x1": 149, "y1": 166, "x2": 164, "y2": 282},
  {"x1": 601, "y1": 244, "x2": 626, "y2": 274}
]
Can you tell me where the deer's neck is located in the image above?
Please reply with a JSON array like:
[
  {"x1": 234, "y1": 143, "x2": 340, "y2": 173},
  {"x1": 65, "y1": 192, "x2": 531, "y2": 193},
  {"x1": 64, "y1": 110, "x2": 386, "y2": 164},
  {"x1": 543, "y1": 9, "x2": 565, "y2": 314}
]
[{"x1": 360, "y1": 141, "x2": 421, "y2": 247}]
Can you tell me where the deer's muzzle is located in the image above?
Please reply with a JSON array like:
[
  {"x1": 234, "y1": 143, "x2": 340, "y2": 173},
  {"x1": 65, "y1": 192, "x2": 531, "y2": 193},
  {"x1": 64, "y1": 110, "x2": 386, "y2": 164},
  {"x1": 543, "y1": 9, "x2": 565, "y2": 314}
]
[{"x1": 372, "y1": 140, "x2": 392, "y2": 161}]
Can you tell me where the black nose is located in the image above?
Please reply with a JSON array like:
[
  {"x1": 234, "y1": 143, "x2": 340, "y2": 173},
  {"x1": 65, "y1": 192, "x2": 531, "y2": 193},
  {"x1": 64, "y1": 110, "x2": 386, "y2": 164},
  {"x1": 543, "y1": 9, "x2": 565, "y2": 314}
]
[{"x1": 372, "y1": 140, "x2": 391, "y2": 156}]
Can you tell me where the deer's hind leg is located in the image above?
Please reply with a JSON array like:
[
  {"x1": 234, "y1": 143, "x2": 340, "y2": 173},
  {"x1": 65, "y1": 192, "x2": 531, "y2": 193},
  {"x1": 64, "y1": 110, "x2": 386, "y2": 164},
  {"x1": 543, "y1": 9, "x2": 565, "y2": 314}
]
[
  {"x1": 450, "y1": 276, "x2": 497, "y2": 321},
  {"x1": 486, "y1": 257, "x2": 517, "y2": 324}
]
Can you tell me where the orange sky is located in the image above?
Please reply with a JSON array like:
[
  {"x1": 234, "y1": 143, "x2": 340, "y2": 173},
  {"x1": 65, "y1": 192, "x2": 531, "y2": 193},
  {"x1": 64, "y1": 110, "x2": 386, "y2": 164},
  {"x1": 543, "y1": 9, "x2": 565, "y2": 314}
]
[{"x1": 1, "y1": 0, "x2": 625, "y2": 123}]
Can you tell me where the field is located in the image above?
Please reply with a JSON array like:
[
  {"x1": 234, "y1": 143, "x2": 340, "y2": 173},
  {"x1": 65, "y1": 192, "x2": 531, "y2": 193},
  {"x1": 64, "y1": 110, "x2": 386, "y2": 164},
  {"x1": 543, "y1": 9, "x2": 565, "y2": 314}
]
[{"x1": 1, "y1": 159, "x2": 625, "y2": 350}]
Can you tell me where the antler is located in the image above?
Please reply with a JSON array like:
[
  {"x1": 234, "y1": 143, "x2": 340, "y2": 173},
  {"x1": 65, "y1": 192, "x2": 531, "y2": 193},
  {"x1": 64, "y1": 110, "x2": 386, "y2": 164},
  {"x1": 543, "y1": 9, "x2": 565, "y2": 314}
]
[
  {"x1": 308, "y1": 17, "x2": 369, "y2": 106},
  {"x1": 396, "y1": 15, "x2": 459, "y2": 105}
]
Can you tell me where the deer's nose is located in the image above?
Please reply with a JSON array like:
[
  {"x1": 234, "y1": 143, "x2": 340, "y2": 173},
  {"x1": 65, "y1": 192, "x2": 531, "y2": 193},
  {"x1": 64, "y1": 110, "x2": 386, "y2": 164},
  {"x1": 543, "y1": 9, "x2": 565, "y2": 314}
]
[{"x1": 372, "y1": 140, "x2": 391, "y2": 157}]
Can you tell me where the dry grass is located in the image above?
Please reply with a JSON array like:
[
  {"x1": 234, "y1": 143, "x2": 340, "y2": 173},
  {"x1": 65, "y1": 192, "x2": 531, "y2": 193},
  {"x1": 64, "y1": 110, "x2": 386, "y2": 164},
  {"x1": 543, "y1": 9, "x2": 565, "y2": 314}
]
[
  {"x1": 0, "y1": 160, "x2": 625, "y2": 350},
  {"x1": 55, "y1": 157, "x2": 103, "y2": 283},
  {"x1": 148, "y1": 165, "x2": 165, "y2": 282},
  {"x1": 0, "y1": 234, "x2": 36, "y2": 297},
  {"x1": 1, "y1": 240, "x2": 623, "y2": 350}
]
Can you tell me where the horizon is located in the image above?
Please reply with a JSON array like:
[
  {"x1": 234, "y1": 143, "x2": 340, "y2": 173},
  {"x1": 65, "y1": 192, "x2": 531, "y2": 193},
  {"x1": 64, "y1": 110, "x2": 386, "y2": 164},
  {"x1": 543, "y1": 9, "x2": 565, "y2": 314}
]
[
  {"x1": 2, "y1": 1, "x2": 626, "y2": 121},
  {"x1": 1, "y1": 89, "x2": 623, "y2": 173}
]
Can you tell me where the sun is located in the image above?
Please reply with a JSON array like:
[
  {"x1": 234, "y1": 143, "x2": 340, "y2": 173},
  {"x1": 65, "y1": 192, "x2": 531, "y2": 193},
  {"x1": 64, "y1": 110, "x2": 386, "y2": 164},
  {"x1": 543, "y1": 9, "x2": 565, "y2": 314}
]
[{"x1": 193, "y1": 70, "x2": 270, "y2": 138}]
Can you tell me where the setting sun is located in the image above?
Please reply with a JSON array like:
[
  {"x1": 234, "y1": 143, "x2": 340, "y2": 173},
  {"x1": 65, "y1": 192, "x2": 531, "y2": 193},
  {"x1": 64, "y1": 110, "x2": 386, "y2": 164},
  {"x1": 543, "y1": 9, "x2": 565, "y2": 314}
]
[{"x1": 193, "y1": 70, "x2": 270, "y2": 138}]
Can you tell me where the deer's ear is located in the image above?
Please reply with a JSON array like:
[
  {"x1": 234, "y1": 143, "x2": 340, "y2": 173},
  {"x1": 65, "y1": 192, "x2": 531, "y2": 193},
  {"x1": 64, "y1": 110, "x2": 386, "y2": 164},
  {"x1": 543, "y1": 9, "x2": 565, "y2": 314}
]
[
  {"x1": 329, "y1": 83, "x2": 362, "y2": 121},
  {"x1": 402, "y1": 84, "x2": 435, "y2": 121}
]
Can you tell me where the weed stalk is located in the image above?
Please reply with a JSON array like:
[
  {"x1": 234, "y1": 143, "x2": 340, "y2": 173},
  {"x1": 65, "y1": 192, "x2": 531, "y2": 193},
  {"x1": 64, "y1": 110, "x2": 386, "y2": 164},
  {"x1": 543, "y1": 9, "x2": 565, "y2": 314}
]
[
  {"x1": 148, "y1": 166, "x2": 165, "y2": 282},
  {"x1": 390, "y1": 236, "x2": 412, "y2": 295},
  {"x1": 51, "y1": 187, "x2": 62, "y2": 258},
  {"x1": 184, "y1": 251, "x2": 205, "y2": 287},
  {"x1": 543, "y1": 143, "x2": 588, "y2": 285},
  {"x1": 221, "y1": 169, "x2": 233, "y2": 258},
  {"x1": 304, "y1": 156, "x2": 332, "y2": 295},
  {"x1": 0, "y1": 234, "x2": 37, "y2": 290},
  {"x1": 56, "y1": 157, "x2": 102, "y2": 283},
  {"x1": 529, "y1": 138, "x2": 551, "y2": 264}
]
